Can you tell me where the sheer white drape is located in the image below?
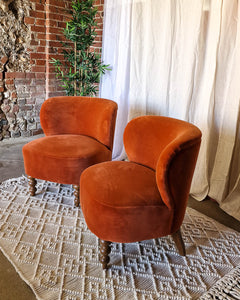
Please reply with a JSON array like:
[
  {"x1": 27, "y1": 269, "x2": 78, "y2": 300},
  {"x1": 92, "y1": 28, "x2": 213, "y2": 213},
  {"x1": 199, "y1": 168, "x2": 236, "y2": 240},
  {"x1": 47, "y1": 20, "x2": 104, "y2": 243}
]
[{"x1": 100, "y1": 0, "x2": 240, "y2": 220}]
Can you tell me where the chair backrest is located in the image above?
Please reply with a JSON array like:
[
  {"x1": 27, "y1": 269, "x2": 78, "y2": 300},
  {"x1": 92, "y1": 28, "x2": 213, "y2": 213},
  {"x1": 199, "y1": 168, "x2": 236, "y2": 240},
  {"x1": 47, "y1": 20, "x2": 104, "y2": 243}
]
[
  {"x1": 124, "y1": 116, "x2": 202, "y2": 232},
  {"x1": 40, "y1": 96, "x2": 118, "y2": 151}
]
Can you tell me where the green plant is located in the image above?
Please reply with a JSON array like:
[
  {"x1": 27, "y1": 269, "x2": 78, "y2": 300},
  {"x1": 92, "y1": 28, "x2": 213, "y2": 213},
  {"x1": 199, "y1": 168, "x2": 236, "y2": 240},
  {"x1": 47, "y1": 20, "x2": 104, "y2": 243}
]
[{"x1": 51, "y1": 0, "x2": 110, "y2": 96}]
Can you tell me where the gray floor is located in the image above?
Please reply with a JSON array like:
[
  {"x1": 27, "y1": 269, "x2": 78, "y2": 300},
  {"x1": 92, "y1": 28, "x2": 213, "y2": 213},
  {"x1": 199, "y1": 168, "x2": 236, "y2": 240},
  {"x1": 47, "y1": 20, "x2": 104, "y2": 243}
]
[
  {"x1": 0, "y1": 135, "x2": 240, "y2": 299},
  {"x1": 0, "y1": 136, "x2": 41, "y2": 299}
]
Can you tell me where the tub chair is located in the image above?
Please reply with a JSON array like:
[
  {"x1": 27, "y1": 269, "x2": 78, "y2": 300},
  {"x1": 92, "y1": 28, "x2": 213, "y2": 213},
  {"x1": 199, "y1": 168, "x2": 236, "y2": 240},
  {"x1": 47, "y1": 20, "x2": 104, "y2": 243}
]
[
  {"x1": 80, "y1": 116, "x2": 202, "y2": 269},
  {"x1": 22, "y1": 96, "x2": 118, "y2": 207}
]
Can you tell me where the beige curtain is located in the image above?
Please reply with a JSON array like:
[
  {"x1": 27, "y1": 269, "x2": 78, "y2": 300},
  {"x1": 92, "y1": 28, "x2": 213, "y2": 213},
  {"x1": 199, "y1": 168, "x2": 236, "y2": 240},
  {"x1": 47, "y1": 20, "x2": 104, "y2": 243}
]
[{"x1": 101, "y1": 0, "x2": 240, "y2": 220}]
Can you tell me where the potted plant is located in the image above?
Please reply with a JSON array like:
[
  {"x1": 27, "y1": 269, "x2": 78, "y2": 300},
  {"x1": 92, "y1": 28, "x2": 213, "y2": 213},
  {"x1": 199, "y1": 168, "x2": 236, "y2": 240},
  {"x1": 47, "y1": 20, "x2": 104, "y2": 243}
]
[{"x1": 51, "y1": 0, "x2": 110, "y2": 96}]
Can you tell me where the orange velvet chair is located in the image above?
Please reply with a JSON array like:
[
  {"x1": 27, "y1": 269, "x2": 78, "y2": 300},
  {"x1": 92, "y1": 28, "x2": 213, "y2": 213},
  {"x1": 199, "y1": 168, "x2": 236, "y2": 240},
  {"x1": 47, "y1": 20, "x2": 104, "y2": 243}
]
[
  {"x1": 80, "y1": 116, "x2": 202, "y2": 269},
  {"x1": 22, "y1": 96, "x2": 118, "y2": 206}
]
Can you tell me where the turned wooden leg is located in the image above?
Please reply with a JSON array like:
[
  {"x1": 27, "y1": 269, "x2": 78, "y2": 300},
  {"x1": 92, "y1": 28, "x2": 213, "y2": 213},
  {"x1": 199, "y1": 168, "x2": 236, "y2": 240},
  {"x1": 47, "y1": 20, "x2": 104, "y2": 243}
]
[
  {"x1": 73, "y1": 185, "x2": 80, "y2": 207},
  {"x1": 28, "y1": 175, "x2": 36, "y2": 196},
  {"x1": 171, "y1": 228, "x2": 186, "y2": 256},
  {"x1": 99, "y1": 239, "x2": 111, "y2": 269}
]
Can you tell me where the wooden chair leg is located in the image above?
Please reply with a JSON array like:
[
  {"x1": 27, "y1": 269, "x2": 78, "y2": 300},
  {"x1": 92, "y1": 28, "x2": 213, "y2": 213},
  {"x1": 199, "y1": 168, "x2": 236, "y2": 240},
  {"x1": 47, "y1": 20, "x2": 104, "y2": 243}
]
[
  {"x1": 99, "y1": 239, "x2": 111, "y2": 269},
  {"x1": 28, "y1": 175, "x2": 36, "y2": 196},
  {"x1": 73, "y1": 185, "x2": 79, "y2": 207},
  {"x1": 171, "y1": 228, "x2": 186, "y2": 256}
]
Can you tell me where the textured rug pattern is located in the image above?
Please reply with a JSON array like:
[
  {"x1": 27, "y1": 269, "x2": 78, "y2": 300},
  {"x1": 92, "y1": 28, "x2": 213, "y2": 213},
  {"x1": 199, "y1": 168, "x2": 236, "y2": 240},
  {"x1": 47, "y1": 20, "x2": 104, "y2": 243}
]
[
  {"x1": 200, "y1": 265, "x2": 240, "y2": 299},
  {"x1": 0, "y1": 177, "x2": 240, "y2": 299}
]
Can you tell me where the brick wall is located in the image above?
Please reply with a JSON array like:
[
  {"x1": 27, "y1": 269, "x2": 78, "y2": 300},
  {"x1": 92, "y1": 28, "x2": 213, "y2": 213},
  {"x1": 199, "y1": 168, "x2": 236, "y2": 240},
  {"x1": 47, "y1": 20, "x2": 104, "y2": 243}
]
[{"x1": 0, "y1": 0, "x2": 104, "y2": 139}]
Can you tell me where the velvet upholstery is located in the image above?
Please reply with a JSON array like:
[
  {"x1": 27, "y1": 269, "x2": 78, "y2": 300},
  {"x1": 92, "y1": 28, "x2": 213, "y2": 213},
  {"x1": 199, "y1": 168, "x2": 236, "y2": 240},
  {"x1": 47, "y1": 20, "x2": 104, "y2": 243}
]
[
  {"x1": 40, "y1": 96, "x2": 117, "y2": 150},
  {"x1": 80, "y1": 116, "x2": 202, "y2": 244},
  {"x1": 22, "y1": 96, "x2": 118, "y2": 187}
]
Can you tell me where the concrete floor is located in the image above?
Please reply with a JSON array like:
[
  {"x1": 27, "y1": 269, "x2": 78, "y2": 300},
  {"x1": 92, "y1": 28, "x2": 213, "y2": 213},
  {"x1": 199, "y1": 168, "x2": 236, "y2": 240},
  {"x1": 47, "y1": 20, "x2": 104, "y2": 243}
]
[
  {"x1": 0, "y1": 135, "x2": 240, "y2": 299},
  {"x1": 0, "y1": 136, "x2": 41, "y2": 299}
]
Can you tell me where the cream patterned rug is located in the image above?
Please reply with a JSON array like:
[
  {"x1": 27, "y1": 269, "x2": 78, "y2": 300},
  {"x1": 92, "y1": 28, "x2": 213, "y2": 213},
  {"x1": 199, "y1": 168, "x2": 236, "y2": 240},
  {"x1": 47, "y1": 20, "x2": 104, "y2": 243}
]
[{"x1": 0, "y1": 177, "x2": 240, "y2": 299}]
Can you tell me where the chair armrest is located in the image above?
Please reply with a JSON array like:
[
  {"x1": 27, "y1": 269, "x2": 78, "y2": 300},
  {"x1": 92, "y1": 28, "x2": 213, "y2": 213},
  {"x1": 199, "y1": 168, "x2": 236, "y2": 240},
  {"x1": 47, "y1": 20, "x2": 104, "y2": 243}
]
[{"x1": 156, "y1": 136, "x2": 201, "y2": 231}]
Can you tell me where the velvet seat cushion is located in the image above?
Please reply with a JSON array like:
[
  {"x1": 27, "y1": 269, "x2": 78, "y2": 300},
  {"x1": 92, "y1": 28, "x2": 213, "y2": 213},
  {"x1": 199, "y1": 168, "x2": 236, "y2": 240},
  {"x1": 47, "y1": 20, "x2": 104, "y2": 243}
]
[
  {"x1": 23, "y1": 135, "x2": 112, "y2": 185},
  {"x1": 80, "y1": 161, "x2": 173, "y2": 243}
]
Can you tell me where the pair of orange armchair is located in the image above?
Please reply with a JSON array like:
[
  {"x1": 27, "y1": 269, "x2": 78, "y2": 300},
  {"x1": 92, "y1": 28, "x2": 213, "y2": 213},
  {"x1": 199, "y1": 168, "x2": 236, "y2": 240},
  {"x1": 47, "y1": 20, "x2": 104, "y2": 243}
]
[{"x1": 23, "y1": 96, "x2": 201, "y2": 269}]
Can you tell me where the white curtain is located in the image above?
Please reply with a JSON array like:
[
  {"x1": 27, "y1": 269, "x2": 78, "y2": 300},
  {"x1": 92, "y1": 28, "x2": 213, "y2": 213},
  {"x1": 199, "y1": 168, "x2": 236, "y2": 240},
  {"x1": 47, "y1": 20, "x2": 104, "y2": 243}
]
[{"x1": 100, "y1": 0, "x2": 240, "y2": 220}]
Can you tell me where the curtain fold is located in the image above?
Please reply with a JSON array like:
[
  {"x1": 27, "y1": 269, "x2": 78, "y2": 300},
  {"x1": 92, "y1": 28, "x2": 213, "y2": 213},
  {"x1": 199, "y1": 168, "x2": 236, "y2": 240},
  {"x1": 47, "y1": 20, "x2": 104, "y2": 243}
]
[
  {"x1": 100, "y1": 0, "x2": 240, "y2": 220},
  {"x1": 100, "y1": 1, "x2": 133, "y2": 160}
]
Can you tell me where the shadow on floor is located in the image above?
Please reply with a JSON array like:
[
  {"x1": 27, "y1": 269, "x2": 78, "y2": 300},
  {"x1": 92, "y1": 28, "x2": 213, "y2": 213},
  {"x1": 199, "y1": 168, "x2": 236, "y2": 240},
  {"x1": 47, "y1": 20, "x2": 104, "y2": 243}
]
[{"x1": 188, "y1": 196, "x2": 240, "y2": 232}]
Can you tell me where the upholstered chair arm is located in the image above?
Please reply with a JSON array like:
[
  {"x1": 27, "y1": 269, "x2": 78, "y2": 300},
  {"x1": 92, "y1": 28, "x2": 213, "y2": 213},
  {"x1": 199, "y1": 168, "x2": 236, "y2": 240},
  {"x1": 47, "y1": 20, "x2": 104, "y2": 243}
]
[
  {"x1": 156, "y1": 136, "x2": 201, "y2": 232},
  {"x1": 40, "y1": 96, "x2": 118, "y2": 150},
  {"x1": 124, "y1": 116, "x2": 175, "y2": 170}
]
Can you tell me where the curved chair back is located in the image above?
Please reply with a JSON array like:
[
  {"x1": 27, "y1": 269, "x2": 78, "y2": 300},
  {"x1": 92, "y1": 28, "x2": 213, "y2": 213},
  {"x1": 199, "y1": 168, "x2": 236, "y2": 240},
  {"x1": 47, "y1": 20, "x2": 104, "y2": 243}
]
[
  {"x1": 124, "y1": 116, "x2": 202, "y2": 232},
  {"x1": 40, "y1": 96, "x2": 118, "y2": 151}
]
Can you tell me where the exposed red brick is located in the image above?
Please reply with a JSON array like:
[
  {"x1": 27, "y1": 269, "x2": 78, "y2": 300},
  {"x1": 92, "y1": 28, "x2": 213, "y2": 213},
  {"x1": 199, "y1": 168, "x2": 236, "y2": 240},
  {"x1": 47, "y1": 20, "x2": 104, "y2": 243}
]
[
  {"x1": 46, "y1": 19, "x2": 57, "y2": 27},
  {"x1": 48, "y1": 41, "x2": 62, "y2": 48},
  {"x1": 36, "y1": 60, "x2": 46, "y2": 66},
  {"x1": 1, "y1": 0, "x2": 104, "y2": 139},
  {"x1": 31, "y1": 25, "x2": 46, "y2": 33},
  {"x1": 5, "y1": 79, "x2": 14, "y2": 85},
  {"x1": 36, "y1": 46, "x2": 46, "y2": 53},
  {"x1": 26, "y1": 73, "x2": 36, "y2": 79},
  {"x1": 35, "y1": 3, "x2": 45, "y2": 11},
  {"x1": 39, "y1": 40, "x2": 47, "y2": 46},
  {"x1": 48, "y1": 13, "x2": 63, "y2": 21},
  {"x1": 6, "y1": 72, "x2": 26, "y2": 79},
  {"x1": 32, "y1": 129, "x2": 44, "y2": 135},
  {"x1": 30, "y1": 53, "x2": 46, "y2": 59},
  {"x1": 35, "y1": 73, "x2": 46, "y2": 79},
  {"x1": 37, "y1": 33, "x2": 46, "y2": 40},
  {"x1": 36, "y1": 19, "x2": 45, "y2": 26},
  {"x1": 31, "y1": 66, "x2": 46, "y2": 72},
  {"x1": 1, "y1": 56, "x2": 8, "y2": 65},
  {"x1": 24, "y1": 17, "x2": 35, "y2": 25},
  {"x1": 30, "y1": 40, "x2": 39, "y2": 46},
  {"x1": 30, "y1": 11, "x2": 45, "y2": 19}
]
